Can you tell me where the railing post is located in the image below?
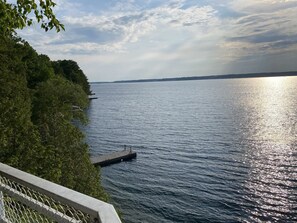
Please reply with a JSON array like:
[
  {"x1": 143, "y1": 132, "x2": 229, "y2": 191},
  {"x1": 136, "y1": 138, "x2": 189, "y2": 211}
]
[{"x1": 0, "y1": 191, "x2": 6, "y2": 222}]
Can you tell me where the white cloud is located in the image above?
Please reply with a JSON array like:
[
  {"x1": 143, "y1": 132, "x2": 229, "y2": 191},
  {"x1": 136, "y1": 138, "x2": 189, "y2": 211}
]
[
  {"x1": 229, "y1": 0, "x2": 297, "y2": 13},
  {"x1": 17, "y1": 0, "x2": 297, "y2": 81},
  {"x1": 21, "y1": 1, "x2": 217, "y2": 55}
]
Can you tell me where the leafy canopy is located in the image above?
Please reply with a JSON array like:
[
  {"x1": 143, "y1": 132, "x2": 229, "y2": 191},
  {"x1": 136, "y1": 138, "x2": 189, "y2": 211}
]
[
  {"x1": 53, "y1": 60, "x2": 91, "y2": 95},
  {"x1": 0, "y1": 0, "x2": 108, "y2": 202},
  {"x1": 0, "y1": 35, "x2": 108, "y2": 201},
  {"x1": 0, "y1": 0, "x2": 64, "y2": 34}
]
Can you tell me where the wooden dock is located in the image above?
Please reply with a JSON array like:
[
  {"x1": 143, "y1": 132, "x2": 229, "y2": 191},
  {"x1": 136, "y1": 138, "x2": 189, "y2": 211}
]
[{"x1": 91, "y1": 149, "x2": 137, "y2": 167}]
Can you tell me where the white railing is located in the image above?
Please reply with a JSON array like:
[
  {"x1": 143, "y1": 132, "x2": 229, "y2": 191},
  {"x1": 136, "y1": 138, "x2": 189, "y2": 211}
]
[{"x1": 0, "y1": 163, "x2": 121, "y2": 223}]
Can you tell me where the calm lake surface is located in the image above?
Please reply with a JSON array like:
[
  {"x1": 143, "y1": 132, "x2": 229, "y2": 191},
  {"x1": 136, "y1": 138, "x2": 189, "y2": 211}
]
[{"x1": 84, "y1": 77, "x2": 297, "y2": 223}]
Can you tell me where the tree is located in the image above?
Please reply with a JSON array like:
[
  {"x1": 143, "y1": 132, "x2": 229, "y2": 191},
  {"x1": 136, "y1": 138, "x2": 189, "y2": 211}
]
[
  {"x1": 0, "y1": 34, "x2": 46, "y2": 175},
  {"x1": 52, "y1": 60, "x2": 91, "y2": 95},
  {"x1": 31, "y1": 77, "x2": 108, "y2": 200},
  {"x1": 0, "y1": 20, "x2": 108, "y2": 201},
  {"x1": 0, "y1": 0, "x2": 64, "y2": 35}
]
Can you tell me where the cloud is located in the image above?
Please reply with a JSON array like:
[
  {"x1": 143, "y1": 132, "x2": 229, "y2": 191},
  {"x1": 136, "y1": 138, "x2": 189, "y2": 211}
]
[
  {"x1": 20, "y1": 1, "x2": 217, "y2": 55},
  {"x1": 36, "y1": 0, "x2": 297, "y2": 57},
  {"x1": 17, "y1": 0, "x2": 297, "y2": 81},
  {"x1": 229, "y1": 0, "x2": 297, "y2": 13},
  {"x1": 154, "y1": 5, "x2": 216, "y2": 27},
  {"x1": 219, "y1": 0, "x2": 297, "y2": 60},
  {"x1": 51, "y1": 25, "x2": 123, "y2": 45},
  {"x1": 228, "y1": 30, "x2": 289, "y2": 44}
]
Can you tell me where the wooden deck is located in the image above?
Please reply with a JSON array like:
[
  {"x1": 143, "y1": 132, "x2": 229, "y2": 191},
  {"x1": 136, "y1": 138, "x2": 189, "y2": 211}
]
[{"x1": 91, "y1": 149, "x2": 137, "y2": 167}]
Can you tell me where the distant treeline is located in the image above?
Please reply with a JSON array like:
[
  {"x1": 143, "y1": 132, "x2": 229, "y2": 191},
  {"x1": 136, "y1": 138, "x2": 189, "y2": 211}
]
[
  {"x1": 0, "y1": 34, "x2": 107, "y2": 201},
  {"x1": 112, "y1": 71, "x2": 297, "y2": 83}
]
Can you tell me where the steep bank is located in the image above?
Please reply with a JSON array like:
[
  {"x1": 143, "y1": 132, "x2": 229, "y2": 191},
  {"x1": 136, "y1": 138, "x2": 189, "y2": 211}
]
[{"x1": 0, "y1": 34, "x2": 107, "y2": 201}]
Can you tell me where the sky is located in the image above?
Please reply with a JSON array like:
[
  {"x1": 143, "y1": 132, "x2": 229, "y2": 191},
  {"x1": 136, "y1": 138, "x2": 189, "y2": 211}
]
[{"x1": 18, "y1": 0, "x2": 297, "y2": 82}]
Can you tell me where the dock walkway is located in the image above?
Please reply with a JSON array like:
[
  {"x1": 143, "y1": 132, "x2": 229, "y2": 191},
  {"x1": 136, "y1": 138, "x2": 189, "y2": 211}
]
[{"x1": 91, "y1": 149, "x2": 137, "y2": 167}]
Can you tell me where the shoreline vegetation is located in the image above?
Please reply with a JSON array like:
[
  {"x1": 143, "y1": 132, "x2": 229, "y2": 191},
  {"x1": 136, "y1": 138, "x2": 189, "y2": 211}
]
[
  {"x1": 92, "y1": 71, "x2": 297, "y2": 84},
  {"x1": 0, "y1": 34, "x2": 108, "y2": 201}
]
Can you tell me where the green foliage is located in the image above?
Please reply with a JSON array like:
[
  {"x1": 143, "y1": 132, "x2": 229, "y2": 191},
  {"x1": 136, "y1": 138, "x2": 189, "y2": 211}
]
[
  {"x1": 0, "y1": 34, "x2": 108, "y2": 201},
  {"x1": 0, "y1": 72, "x2": 43, "y2": 173},
  {"x1": 31, "y1": 77, "x2": 107, "y2": 200},
  {"x1": 0, "y1": 0, "x2": 64, "y2": 35},
  {"x1": 0, "y1": 35, "x2": 45, "y2": 175},
  {"x1": 52, "y1": 60, "x2": 92, "y2": 95},
  {"x1": 32, "y1": 77, "x2": 88, "y2": 123},
  {"x1": 25, "y1": 53, "x2": 55, "y2": 88}
]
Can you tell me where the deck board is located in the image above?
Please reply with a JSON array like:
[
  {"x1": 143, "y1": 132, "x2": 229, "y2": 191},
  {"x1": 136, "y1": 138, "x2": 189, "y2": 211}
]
[{"x1": 91, "y1": 149, "x2": 137, "y2": 167}]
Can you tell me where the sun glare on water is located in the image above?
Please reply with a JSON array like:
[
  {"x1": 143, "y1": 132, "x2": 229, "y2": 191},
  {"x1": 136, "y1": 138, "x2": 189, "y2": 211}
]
[
  {"x1": 255, "y1": 76, "x2": 295, "y2": 143},
  {"x1": 242, "y1": 76, "x2": 297, "y2": 222}
]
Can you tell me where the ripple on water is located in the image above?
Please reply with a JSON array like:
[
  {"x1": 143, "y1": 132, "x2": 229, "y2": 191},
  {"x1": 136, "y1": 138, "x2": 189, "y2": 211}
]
[{"x1": 85, "y1": 78, "x2": 297, "y2": 223}]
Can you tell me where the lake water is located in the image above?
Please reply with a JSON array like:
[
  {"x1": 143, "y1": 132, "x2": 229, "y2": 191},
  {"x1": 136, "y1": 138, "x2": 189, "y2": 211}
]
[{"x1": 84, "y1": 77, "x2": 297, "y2": 223}]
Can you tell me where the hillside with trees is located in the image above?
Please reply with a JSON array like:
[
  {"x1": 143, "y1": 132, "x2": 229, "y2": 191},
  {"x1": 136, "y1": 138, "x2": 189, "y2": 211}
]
[{"x1": 0, "y1": 34, "x2": 107, "y2": 201}]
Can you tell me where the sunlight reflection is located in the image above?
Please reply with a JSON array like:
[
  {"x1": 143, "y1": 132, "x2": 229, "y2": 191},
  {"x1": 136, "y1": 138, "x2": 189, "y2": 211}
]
[
  {"x1": 242, "y1": 76, "x2": 297, "y2": 222},
  {"x1": 255, "y1": 76, "x2": 295, "y2": 143}
]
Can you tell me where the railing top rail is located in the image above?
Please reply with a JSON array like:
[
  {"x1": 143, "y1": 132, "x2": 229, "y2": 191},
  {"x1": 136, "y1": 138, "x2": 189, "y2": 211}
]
[{"x1": 0, "y1": 162, "x2": 121, "y2": 223}]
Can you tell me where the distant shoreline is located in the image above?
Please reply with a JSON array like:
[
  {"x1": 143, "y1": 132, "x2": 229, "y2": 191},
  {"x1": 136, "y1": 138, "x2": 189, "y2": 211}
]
[{"x1": 91, "y1": 71, "x2": 297, "y2": 84}]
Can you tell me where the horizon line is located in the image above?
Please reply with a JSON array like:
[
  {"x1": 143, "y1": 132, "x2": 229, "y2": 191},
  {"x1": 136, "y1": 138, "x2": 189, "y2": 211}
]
[{"x1": 91, "y1": 71, "x2": 297, "y2": 84}]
